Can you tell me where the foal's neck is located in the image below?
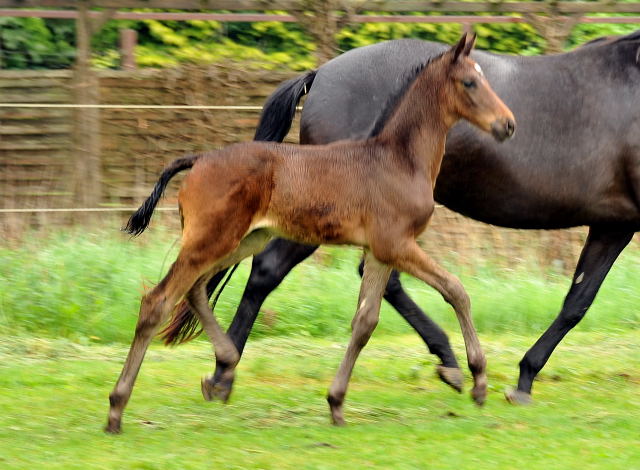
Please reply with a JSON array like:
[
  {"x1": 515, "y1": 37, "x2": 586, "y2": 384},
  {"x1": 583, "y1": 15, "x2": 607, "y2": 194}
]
[{"x1": 374, "y1": 62, "x2": 457, "y2": 178}]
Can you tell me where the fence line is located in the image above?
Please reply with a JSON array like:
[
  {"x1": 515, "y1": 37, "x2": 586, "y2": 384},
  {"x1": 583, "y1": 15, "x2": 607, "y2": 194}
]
[
  {"x1": 0, "y1": 207, "x2": 178, "y2": 214},
  {"x1": 0, "y1": 204, "x2": 444, "y2": 214},
  {"x1": 0, "y1": 103, "x2": 281, "y2": 110},
  {"x1": 0, "y1": 8, "x2": 639, "y2": 24}
]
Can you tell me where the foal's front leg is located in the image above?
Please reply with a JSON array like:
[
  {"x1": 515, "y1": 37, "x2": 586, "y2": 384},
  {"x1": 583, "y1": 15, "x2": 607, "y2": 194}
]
[
  {"x1": 327, "y1": 251, "x2": 392, "y2": 425},
  {"x1": 387, "y1": 241, "x2": 487, "y2": 405}
]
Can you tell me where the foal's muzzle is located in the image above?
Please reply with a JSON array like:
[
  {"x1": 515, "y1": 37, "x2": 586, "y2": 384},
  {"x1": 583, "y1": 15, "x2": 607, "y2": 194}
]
[{"x1": 491, "y1": 118, "x2": 516, "y2": 142}]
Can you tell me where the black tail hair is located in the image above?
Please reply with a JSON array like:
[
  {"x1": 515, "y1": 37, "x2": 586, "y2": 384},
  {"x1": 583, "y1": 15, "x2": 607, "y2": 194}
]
[
  {"x1": 253, "y1": 70, "x2": 316, "y2": 142},
  {"x1": 123, "y1": 155, "x2": 200, "y2": 236}
]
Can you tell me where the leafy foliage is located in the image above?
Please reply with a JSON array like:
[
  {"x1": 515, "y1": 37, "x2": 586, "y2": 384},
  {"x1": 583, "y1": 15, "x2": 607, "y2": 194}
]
[
  {"x1": 0, "y1": 17, "x2": 75, "y2": 68},
  {"x1": 0, "y1": 13, "x2": 637, "y2": 70}
]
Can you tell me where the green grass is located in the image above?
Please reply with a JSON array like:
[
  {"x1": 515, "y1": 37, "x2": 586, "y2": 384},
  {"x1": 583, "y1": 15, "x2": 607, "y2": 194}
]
[
  {"x1": 1, "y1": 228, "x2": 639, "y2": 343},
  {"x1": 0, "y1": 332, "x2": 638, "y2": 469},
  {"x1": 2, "y1": 229, "x2": 639, "y2": 468}
]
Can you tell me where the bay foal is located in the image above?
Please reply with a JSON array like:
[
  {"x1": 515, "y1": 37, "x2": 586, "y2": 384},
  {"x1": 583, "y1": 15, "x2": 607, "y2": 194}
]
[{"x1": 106, "y1": 34, "x2": 515, "y2": 433}]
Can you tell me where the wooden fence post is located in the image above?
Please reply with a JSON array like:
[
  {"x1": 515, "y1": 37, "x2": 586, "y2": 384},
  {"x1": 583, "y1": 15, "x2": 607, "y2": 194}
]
[
  {"x1": 120, "y1": 28, "x2": 137, "y2": 70},
  {"x1": 72, "y1": 2, "x2": 102, "y2": 212},
  {"x1": 524, "y1": 13, "x2": 583, "y2": 53}
]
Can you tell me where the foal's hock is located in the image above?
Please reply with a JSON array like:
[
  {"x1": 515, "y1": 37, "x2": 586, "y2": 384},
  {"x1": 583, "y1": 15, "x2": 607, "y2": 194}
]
[{"x1": 106, "y1": 34, "x2": 515, "y2": 433}]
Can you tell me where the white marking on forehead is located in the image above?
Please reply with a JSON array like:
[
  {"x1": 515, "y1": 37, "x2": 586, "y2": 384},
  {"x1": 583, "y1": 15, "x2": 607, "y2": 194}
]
[{"x1": 474, "y1": 62, "x2": 484, "y2": 76}]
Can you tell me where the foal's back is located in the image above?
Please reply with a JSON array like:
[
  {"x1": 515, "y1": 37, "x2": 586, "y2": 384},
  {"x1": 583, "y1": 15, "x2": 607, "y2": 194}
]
[{"x1": 182, "y1": 138, "x2": 424, "y2": 247}]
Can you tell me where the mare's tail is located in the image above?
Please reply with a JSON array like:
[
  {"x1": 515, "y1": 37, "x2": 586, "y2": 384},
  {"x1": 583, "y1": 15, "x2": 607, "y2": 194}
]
[
  {"x1": 161, "y1": 71, "x2": 316, "y2": 347},
  {"x1": 253, "y1": 70, "x2": 316, "y2": 142},
  {"x1": 123, "y1": 155, "x2": 199, "y2": 236}
]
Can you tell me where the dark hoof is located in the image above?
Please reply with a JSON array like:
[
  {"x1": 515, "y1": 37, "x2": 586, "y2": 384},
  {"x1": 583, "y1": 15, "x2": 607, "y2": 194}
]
[
  {"x1": 436, "y1": 365, "x2": 464, "y2": 393},
  {"x1": 327, "y1": 395, "x2": 345, "y2": 426},
  {"x1": 471, "y1": 385, "x2": 487, "y2": 406},
  {"x1": 105, "y1": 418, "x2": 122, "y2": 434},
  {"x1": 505, "y1": 388, "x2": 532, "y2": 405},
  {"x1": 201, "y1": 374, "x2": 233, "y2": 403},
  {"x1": 331, "y1": 415, "x2": 346, "y2": 426}
]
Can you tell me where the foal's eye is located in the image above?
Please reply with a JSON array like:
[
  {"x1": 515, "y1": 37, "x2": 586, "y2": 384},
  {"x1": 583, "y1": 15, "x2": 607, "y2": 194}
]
[{"x1": 462, "y1": 79, "x2": 476, "y2": 89}]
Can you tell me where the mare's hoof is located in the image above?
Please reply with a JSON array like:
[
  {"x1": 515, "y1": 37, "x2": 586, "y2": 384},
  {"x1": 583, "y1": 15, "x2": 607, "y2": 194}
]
[
  {"x1": 436, "y1": 365, "x2": 464, "y2": 393},
  {"x1": 505, "y1": 388, "x2": 532, "y2": 405},
  {"x1": 201, "y1": 375, "x2": 233, "y2": 403}
]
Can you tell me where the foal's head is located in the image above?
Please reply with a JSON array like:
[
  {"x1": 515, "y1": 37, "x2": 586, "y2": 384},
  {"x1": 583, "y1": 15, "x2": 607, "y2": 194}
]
[{"x1": 440, "y1": 34, "x2": 516, "y2": 141}]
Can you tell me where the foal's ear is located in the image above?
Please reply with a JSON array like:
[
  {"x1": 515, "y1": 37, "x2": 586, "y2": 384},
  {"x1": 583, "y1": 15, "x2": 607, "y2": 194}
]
[
  {"x1": 463, "y1": 33, "x2": 477, "y2": 56},
  {"x1": 451, "y1": 33, "x2": 468, "y2": 63}
]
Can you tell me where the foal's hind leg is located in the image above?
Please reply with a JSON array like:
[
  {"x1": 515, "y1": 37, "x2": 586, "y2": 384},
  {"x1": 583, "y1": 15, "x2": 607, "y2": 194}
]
[
  {"x1": 106, "y1": 253, "x2": 211, "y2": 434},
  {"x1": 208, "y1": 239, "x2": 320, "y2": 402},
  {"x1": 106, "y1": 222, "x2": 256, "y2": 433},
  {"x1": 194, "y1": 230, "x2": 273, "y2": 402},
  {"x1": 383, "y1": 241, "x2": 487, "y2": 405},
  {"x1": 187, "y1": 278, "x2": 240, "y2": 403},
  {"x1": 327, "y1": 251, "x2": 392, "y2": 425}
]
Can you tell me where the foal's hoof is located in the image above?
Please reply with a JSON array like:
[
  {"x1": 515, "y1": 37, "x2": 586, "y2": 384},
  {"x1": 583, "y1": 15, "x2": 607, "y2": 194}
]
[
  {"x1": 505, "y1": 388, "x2": 532, "y2": 405},
  {"x1": 471, "y1": 385, "x2": 487, "y2": 406},
  {"x1": 331, "y1": 414, "x2": 346, "y2": 427},
  {"x1": 327, "y1": 395, "x2": 346, "y2": 426},
  {"x1": 470, "y1": 375, "x2": 488, "y2": 406},
  {"x1": 201, "y1": 375, "x2": 233, "y2": 403},
  {"x1": 104, "y1": 418, "x2": 122, "y2": 434},
  {"x1": 436, "y1": 365, "x2": 464, "y2": 393}
]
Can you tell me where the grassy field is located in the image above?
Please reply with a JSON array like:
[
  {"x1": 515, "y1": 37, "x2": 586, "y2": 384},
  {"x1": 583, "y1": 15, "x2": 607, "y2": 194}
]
[
  {"x1": 1, "y1": 228, "x2": 639, "y2": 343},
  {"x1": 0, "y1": 333, "x2": 638, "y2": 469},
  {"x1": 1, "y1": 229, "x2": 639, "y2": 468}
]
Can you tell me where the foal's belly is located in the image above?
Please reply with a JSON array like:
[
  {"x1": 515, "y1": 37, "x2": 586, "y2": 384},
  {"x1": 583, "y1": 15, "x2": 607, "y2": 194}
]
[{"x1": 254, "y1": 208, "x2": 367, "y2": 247}]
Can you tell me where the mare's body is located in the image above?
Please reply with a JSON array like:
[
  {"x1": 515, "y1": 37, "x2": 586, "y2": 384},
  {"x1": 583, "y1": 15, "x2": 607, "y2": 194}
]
[{"x1": 204, "y1": 32, "x2": 640, "y2": 403}]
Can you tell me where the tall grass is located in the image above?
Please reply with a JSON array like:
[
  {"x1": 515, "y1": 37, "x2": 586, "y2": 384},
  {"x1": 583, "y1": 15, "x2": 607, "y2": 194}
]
[{"x1": 1, "y1": 227, "x2": 639, "y2": 344}]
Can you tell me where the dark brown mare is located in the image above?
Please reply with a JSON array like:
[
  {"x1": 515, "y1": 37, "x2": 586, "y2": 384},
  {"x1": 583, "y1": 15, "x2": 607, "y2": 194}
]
[{"x1": 106, "y1": 34, "x2": 515, "y2": 433}]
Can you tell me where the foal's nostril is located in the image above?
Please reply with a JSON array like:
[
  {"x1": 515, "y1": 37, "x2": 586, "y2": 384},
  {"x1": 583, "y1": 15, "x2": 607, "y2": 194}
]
[{"x1": 506, "y1": 118, "x2": 516, "y2": 138}]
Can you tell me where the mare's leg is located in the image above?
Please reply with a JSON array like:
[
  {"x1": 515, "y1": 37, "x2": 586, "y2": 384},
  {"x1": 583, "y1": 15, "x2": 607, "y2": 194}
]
[
  {"x1": 205, "y1": 240, "x2": 318, "y2": 395},
  {"x1": 327, "y1": 252, "x2": 392, "y2": 425},
  {"x1": 506, "y1": 227, "x2": 633, "y2": 404},
  {"x1": 358, "y1": 260, "x2": 462, "y2": 391},
  {"x1": 383, "y1": 241, "x2": 486, "y2": 405}
]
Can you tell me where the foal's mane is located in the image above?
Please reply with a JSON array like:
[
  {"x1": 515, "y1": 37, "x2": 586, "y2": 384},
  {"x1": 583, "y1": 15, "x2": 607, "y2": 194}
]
[{"x1": 368, "y1": 51, "x2": 446, "y2": 138}]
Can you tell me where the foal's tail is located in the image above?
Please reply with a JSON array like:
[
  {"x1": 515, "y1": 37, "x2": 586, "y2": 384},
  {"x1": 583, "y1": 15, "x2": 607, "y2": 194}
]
[
  {"x1": 160, "y1": 71, "x2": 316, "y2": 347},
  {"x1": 123, "y1": 155, "x2": 200, "y2": 236},
  {"x1": 253, "y1": 70, "x2": 316, "y2": 142}
]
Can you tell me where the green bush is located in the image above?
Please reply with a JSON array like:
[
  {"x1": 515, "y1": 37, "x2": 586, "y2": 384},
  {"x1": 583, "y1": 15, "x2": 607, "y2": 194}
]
[{"x1": 3, "y1": 12, "x2": 637, "y2": 70}]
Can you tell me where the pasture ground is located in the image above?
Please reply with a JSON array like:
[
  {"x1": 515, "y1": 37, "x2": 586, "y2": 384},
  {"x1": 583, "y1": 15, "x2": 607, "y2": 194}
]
[
  {"x1": 2, "y1": 229, "x2": 639, "y2": 468},
  {"x1": 1, "y1": 332, "x2": 638, "y2": 469}
]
